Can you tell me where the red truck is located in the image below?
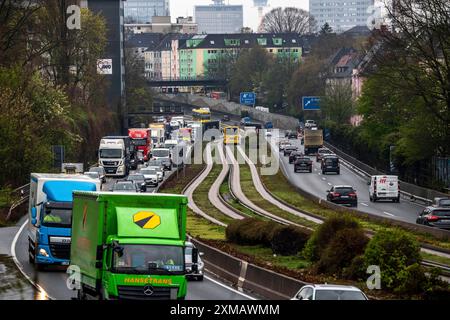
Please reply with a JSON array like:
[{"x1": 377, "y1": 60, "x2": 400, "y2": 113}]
[{"x1": 128, "y1": 128, "x2": 152, "y2": 162}]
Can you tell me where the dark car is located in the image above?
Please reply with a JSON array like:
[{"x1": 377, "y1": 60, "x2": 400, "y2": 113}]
[
  {"x1": 283, "y1": 145, "x2": 298, "y2": 156},
  {"x1": 316, "y1": 148, "x2": 333, "y2": 162},
  {"x1": 285, "y1": 131, "x2": 297, "y2": 139},
  {"x1": 321, "y1": 155, "x2": 340, "y2": 175},
  {"x1": 126, "y1": 174, "x2": 147, "y2": 192},
  {"x1": 222, "y1": 114, "x2": 230, "y2": 122},
  {"x1": 161, "y1": 158, "x2": 172, "y2": 171},
  {"x1": 326, "y1": 185, "x2": 357, "y2": 207},
  {"x1": 416, "y1": 206, "x2": 450, "y2": 230},
  {"x1": 111, "y1": 181, "x2": 139, "y2": 193},
  {"x1": 288, "y1": 131, "x2": 298, "y2": 139},
  {"x1": 289, "y1": 151, "x2": 304, "y2": 164},
  {"x1": 294, "y1": 157, "x2": 313, "y2": 173}
]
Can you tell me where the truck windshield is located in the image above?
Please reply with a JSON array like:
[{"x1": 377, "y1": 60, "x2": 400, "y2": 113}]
[
  {"x1": 41, "y1": 206, "x2": 72, "y2": 228},
  {"x1": 153, "y1": 149, "x2": 170, "y2": 158},
  {"x1": 113, "y1": 245, "x2": 184, "y2": 275},
  {"x1": 132, "y1": 138, "x2": 147, "y2": 146},
  {"x1": 99, "y1": 149, "x2": 122, "y2": 158}
]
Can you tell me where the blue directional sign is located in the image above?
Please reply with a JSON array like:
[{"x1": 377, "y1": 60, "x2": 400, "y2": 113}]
[
  {"x1": 240, "y1": 92, "x2": 256, "y2": 106},
  {"x1": 302, "y1": 96, "x2": 321, "y2": 111}
]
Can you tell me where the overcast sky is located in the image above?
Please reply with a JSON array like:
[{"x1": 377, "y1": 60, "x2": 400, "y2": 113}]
[{"x1": 170, "y1": 0, "x2": 309, "y2": 31}]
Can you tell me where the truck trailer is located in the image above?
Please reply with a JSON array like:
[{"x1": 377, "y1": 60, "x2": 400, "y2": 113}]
[
  {"x1": 303, "y1": 129, "x2": 324, "y2": 155},
  {"x1": 70, "y1": 192, "x2": 195, "y2": 300},
  {"x1": 28, "y1": 174, "x2": 100, "y2": 268}
]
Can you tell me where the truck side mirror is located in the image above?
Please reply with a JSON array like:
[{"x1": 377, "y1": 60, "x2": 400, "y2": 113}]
[
  {"x1": 31, "y1": 207, "x2": 37, "y2": 219},
  {"x1": 367, "y1": 181, "x2": 371, "y2": 186}
]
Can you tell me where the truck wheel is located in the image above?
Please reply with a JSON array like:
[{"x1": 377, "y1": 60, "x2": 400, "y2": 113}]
[
  {"x1": 197, "y1": 275, "x2": 204, "y2": 281},
  {"x1": 77, "y1": 288, "x2": 86, "y2": 300},
  {"x1": 337, "y1": 170, "x2": 340, "y2": 175},
  {"x1": 28, "y1": 241, "x2": 35, "y2": 264}
]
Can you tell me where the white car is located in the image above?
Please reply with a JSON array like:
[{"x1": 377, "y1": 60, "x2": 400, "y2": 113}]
[
  {"x1": 185, "y1": 242, "x2": 204, "y2": 281},
  {"x1": 278, "y1": 141, "x2": 291, "y2": 151},
  {"x1": 305, "y1": 120, "x2": 317, "y2": 128},
  {"x1": 146, "y1": 164, "x2": 164, "y2": 182},
  {"x1": 292, "y1": 284, "x2": 368, "y2": 300},
  {"x1": 139, "y1": 168, "x2": 159, "y2": 187}
]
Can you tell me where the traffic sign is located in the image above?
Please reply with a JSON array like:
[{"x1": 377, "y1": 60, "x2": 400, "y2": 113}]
[
  {"x1": 240, "y1": 92, "x2": 256, "y2": 106},
  {"x1": 302, "y1": 96, "x2": 321, "y2": 110}
]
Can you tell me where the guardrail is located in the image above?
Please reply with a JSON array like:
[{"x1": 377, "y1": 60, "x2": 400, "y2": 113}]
[
  {"x1": 190, "y1": 237, "x2": 307, "y2": 300},
  {"x1": 266, "y1": 141, "x2": 450, "y2": 240},
  {"x1": 6, "y1": 184, "x2": 30, "y2": 221},
  {"x1": 324, "y1": 142, "x2": 449, "y2": 204}
]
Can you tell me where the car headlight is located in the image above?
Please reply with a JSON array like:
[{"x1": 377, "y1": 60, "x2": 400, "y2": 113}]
[{"x1": 39, "y1": 248, "x2": 49, "y2": 257}]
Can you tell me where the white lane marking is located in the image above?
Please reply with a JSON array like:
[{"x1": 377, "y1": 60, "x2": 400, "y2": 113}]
[
  {"x1": 327, "y1": 183, "x2": 332, "y2": 186},
  {"x1": 11, "y1": 219, "x2": 53, "y2": 300},
  {"x1": 383, "y1": 211, "x2": 395, "y2": 217},
  {"x1": 204, "y1": 274, "x2": 256, "y2": 300},
  {"x1": 322, "y1": 177, "x2": 326, "y2": 181},
  {"x1": 360, "y1": 203, "x2": 369, "y2": 207},
  {"x1": 318, "y1": 172, "x2": 321, "y2": 175}
]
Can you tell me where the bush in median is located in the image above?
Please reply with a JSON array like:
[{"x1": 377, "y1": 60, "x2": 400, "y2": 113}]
[
  {"x1": 225, "y1": 218, "x2": 280, "y2": 246},
  {"x1": 316, "y1": 228, "x2": 369, "y2": 276},
  {"x1": 302, "y1": 214, "x2": 361, "y2": 262},
  {"x1": 363, "y1": 228, "x2": 422, "y2": 293},
  {"x1": 271, "y1": 226, "x2": 310, "y2": 256}
]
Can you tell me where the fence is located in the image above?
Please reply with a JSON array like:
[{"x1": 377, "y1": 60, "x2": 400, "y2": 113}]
[{"x1": 433, "y1": 156, "x2": 450, "y2": 192}]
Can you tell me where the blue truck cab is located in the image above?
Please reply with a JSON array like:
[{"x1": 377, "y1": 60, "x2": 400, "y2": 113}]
[{"x1": 28, "y1": 174, "x2": 100, "y2": 268}]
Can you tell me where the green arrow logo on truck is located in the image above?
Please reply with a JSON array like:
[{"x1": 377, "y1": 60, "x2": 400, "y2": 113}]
[{"x1": 133, "y1": 211, "x2": 161, "y2": 229}]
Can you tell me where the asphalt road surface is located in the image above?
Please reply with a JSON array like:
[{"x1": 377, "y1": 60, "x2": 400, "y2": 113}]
[{"x1": 272, "y1": 133, "x2": 425, "y2": 224}]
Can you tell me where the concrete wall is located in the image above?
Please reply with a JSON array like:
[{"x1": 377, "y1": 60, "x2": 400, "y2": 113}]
[{"x1": 158, "y1": 94, "x2": 300, "y2": 130}]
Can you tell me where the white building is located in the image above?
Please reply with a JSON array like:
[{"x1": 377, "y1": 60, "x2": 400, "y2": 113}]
[
  {"x1": 309, "y1": 0, "x2": 375, "y2": 33},
  {"x1": 195, "y1": 0, "x2": 243, "y2": 34}
]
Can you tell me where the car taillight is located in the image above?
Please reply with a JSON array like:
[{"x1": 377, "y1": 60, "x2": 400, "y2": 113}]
[
  {"x1": 426, "y1": 215, "x2": 439, "y2": 222},
  {"x1": 348, "y1": 193, "x2": 357, "y2": 197},
  {"x1": 331, "y1": 192, "x2": 340, "y2": 197}
]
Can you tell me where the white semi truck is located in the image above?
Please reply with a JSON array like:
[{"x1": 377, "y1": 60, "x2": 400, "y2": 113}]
[{"x1": 98, "y1": 138, "x2": 127, "y2": 177}]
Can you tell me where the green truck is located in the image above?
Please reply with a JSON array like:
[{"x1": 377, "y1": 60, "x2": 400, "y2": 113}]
[{"x1": 70, "y1": 192, "x2": 196, "y2": 300}]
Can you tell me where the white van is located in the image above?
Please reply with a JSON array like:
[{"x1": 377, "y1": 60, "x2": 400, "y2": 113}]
[{"x1": 369, "y1": 175, "x2": 400, "y2": 203}]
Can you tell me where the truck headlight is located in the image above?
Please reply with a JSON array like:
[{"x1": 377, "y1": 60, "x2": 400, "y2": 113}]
[{"x1": 39, "y1": 248, "x2": 49, "y2": 257}]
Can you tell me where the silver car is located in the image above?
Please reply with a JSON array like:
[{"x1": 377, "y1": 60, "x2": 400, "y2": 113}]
[
  {"x1": 185, "y1": 242, "x2": 204, "y2": 281},
  {"x1": 292, "y1": 284, "x2": 368, "y2": 300}
]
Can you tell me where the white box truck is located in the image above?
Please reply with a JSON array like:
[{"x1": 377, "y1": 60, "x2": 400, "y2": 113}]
[{"x1": 369, "y1": 175, "x2": 400, "y2": 203}]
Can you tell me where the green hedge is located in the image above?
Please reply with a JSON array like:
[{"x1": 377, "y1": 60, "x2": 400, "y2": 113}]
[{"x1": 226, "y1": 218, "x2": 311, "y2": 255}]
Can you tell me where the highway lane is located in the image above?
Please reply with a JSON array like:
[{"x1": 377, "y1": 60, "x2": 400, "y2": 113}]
[
  {"x1": 272, "y1": 133, "x2": 425, "y2": 224},
  {"x1": 8, "y1": 130, "x2": 254, "y2": 300},
  {"x1": 12, "y1": 219, "x2": 253, "y2": 300}
]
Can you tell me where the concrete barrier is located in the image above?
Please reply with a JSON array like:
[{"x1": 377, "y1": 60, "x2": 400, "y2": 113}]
[
  {"x1": 324, "y1": 142, "x2": 449, "y2": 203},
  {"x1": 268, "y1": 142, "x2": 450, "y2": 241},
  {"x1": 190, "y1": 238, "x2": 307, "y2": 300},
  {"x1": 158, "y1": 94, "x2": 300, "y2": 131}
]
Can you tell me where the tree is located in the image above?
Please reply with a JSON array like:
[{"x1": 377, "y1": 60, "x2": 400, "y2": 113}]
[
  {"x1": 320, "y1": 22, "x2": 333, "y2": 35},
  {"x1": 229, "y1": 47, "x2": 272, "y2": 100},
  {"x1": 240, "y1": 27, "x2": 253, "y2": 33},
  {"x1": 373, "y1": 0, "x2": 450, "y2": 157},
  {"x1": 258, "y1": 7, "x2": 317, "y2": 35},
  {"x1": 203, "y1": 50, "x2": 240, "y2": 82},
  {"x1": 322, "y1": 81, "x2": 355, "y2": 124}
]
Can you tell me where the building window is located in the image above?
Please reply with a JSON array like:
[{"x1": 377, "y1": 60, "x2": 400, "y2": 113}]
[
  {"x1": 224, "y1": 39, "x2": 240, "y2": 46},
  {"x1": 257, "y1": 38, "x2": 267, "y2": 46},
  {"x1": 273, "y1": 38, "x2": 282, "y2": 46}
]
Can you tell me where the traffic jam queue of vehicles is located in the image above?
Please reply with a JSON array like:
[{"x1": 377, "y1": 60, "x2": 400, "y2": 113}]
[
  {"x1": 70, "y1": 192, "x2": 197, "y2": 300},
  {"x1": 28, "y1": 174, "x2": 100, "y2": 268}
]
